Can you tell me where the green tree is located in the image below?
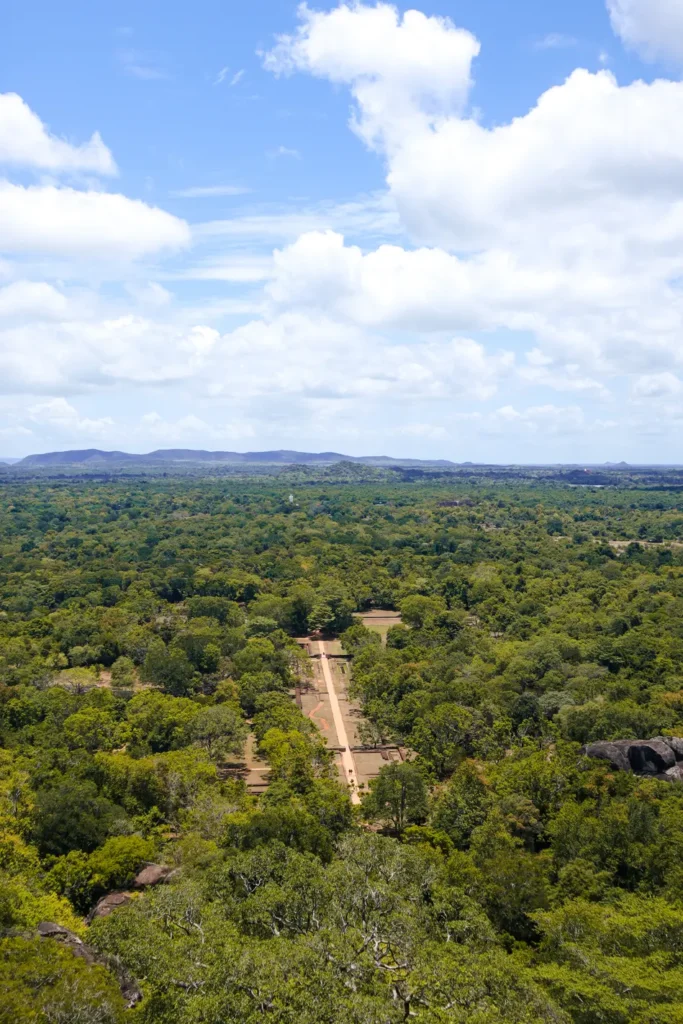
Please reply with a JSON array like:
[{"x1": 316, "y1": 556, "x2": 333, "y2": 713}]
[
  {"x1": 31, "y1": 780, "x2": 125, "y2": 856},
  {"x1": 63, "y1": 708, "x2": 118, "y2": 753},
  {"x1": 190, "y1": 704, "x2": 248, "y2": 761},
  {"x1": 110, "y1": 655, "x2": 136, "y2": 686},
  {"x1": 362, "y1": 761, "x2": 428, "y2": 833}
]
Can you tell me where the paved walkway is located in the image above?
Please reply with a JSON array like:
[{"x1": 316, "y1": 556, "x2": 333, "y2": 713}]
[{"x1": 318, "y1": 641, "x2": 361, "y2": 804}]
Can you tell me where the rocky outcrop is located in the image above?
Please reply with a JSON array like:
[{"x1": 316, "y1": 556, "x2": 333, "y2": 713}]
[
  {"x1": 37, "y1": 922, "x2": 142, "y2": 1008},
  {"x1": 582, "y1": 740, "x2": 631, "y2": 772},
  {"x1": 581, "y1": 736, "x2": 683, "y2": 781},
  {"x1": 133, "y1": 863, "x2": 172, "y2": 888},
  {"x1": 628, "y1": 739, "x2": 675, "y2": 773},
  {"x1": 87, "y1": 891, "x2": 133, "y2": 922},
  {"x1": 662, "y1": 736, "x2": 683, "y2": 759}
]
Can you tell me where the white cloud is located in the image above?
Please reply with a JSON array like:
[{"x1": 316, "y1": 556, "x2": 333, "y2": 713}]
[
  {"x1": 0, "y1": 93, "x2": 116, "y2": 174},
  {"x1": 10, "y1": 5, "x2": 683, "y2": 456},
  {"x1": 264, "y1": 231, "x2": 677, "y2": 385},
  {"x1": 487, "y1": 404, "x2": 586, "y2": 436},
  {"x1": 267, "y1": 230, "x2": 605, "y2": 333},
  {"x1": 28, "y1": 397, "x2": 113, "y2": 435},
  {"x1": 0, "y1": 280, "x2": 69, "y2": 320},
  {"x1": 264, "y1": 2, "x2": 479, "y2": 148},
  {"x1": 0, "y1": 312, "x2": 220, "y2": 395},
  {"x1": 99, "y1": 320, "x2": 219, "y2": 383},
  {"x1": 518, "y1": 353, "x2": 610, "y2": 397},
  {"x1": 230, "y1": 70, "x2": 245, "y2": 87},
  {"x1": 262, "y1": 4, "x2": 683, "y2": 383},
  {"x1": 607, "y1": 0, "x2": 683, "y2": 63},
  {"x1": 0, "y1": 181, "x2": 190, "y2": 259},
  {"x1": 214, "y1": 66, "x2": 230, "y2": 85},
  {"x1": 378, "y1": 68, "x2": 683, "y2": 255},
  {"x1": 0, "y1": 425, "x2": 32, "y2": 439},
  {"x1": 632, "y1": 371, "x2": 683, "y2": 399},
  {"x1": 213, "y1": 312, "x2": 511, "y2": 402}
]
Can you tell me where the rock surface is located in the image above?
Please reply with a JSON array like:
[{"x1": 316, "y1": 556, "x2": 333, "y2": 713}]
[
  {"x1": 627, "y1": 739, "x2": 675, "y2": 773},
  {"x1": 582, "y1": 740, "x2": 631, "y2": 772},
  {"x1": 657, "y1": 736, "x2": 683, "y2": 759},
  {"x1": 88, "y1": 891, "x2": 133, "y2": 921},
  {"x1": 134, "y1": 863, "x2": 171, "y2": 887},
  {"x1": 581, "y1": 736, "x2": 683, "y2": 780},
  {"x1": 37, "y1": 921, "x2": 78, "y2": 940}
]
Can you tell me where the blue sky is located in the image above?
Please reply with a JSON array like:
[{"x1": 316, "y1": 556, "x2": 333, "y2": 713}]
[{"x1": 2, "y1": 0, "x2": 683, "y2": 461}]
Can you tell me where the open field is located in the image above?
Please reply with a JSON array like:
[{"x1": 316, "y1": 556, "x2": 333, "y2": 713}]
[{"x1": 358, "y1": 609, "x2": 402, "y2": 644}]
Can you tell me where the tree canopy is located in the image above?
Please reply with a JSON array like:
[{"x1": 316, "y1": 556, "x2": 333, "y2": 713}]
[{"x1": 2, "y1": 475, "x2": 683, "y2": 1022}]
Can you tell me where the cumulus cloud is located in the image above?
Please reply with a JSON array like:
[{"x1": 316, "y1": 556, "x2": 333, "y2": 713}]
[
  {"x1": 265, "y1": 5, "x2": 683, "y2": 271},
  {"x1": 607, "y1": 0, "x2": 683, "y2": 63},
  {"x1": 0, "y1": 181, "x2": 190, "y2": 259},
  {"x1": 0, "y1": 93, "x2": 116, "y2": 174},
  {"x1": 267, "y1": 229, "x2": 606, "y2": 332},
  {"x1": 28, "y1": 397, "x2": 114, "y2": 435},
  {"x1": 266, "y1": 230, "x2": 683, "y2": 382},
  {"x1": 262, "y1": 4, "x2": 683, "y2": 383},
  {"x1": 0, "y1": 311, "x2": 220, "y2": 395},
  {"x1": 214, "y1": 312, "x2": 512, "y2": 402},
  {"x1": 632, "y1": 372, "x2": 683, "y2": 399},
  {"x1": 0, "y1": 281, "x2": 69, "y2": 320},
  {"x1": 487, "y1": 404, "x2": 586, "y2": 437},
  {"x1": 9, "y1": 7, "x2": 683, "y2": 455},
  {"x1": 264, "y1": 2, "x2": 479, "y2": 148}
]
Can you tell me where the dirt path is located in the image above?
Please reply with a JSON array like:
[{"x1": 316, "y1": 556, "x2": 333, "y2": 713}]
[{"x1": 318, "y1": 641, "x2": 361, "y2": 805}]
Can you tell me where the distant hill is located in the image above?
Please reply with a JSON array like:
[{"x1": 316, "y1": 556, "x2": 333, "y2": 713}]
[{"x1": 18, "y1": 448, "x2": 458, "y2": 469}]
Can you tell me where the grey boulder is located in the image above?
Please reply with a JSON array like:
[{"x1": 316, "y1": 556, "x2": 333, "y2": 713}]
[
  {"x1": 655, "y1": 736, "x2": 683, "y2": 760},
  {"x1": 581, "y1": 740, "x2": 631, "y2": 772},
  {"x1": 627, "y1": 740, "x2": 676, "y2": 773}
]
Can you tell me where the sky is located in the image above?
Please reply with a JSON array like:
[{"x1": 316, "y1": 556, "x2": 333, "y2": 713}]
[{"x1": 2, "y1": 0, "x2": 683, "y2": 462}]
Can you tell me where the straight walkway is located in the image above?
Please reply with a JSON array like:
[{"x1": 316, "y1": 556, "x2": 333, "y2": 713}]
[{"x1": 318, "y1": 641, "x2": 361, "y2": 804}]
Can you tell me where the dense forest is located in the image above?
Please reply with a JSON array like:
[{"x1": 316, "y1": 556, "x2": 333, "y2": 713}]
[{"x1": 2, "y1": 476, "x2": 683, "y2": 1023}]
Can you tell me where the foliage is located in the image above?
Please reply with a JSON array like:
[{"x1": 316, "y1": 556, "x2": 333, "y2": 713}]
[
  {"x1": 362, "y1": 760, "x2": 428, "y2": 832},
  {"x1": 2, "y1": 477, "x2": 683, "y2": 1020}
]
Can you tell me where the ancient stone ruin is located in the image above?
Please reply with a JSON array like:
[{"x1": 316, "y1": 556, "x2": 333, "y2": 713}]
[{"x1": 581, "y1": 737, "x2": 683, "y2": 781}]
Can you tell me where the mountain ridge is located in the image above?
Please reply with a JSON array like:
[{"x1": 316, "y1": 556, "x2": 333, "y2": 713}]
[{"x1": 17, "y1": 448, "x2": 458, "y2": 468}]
